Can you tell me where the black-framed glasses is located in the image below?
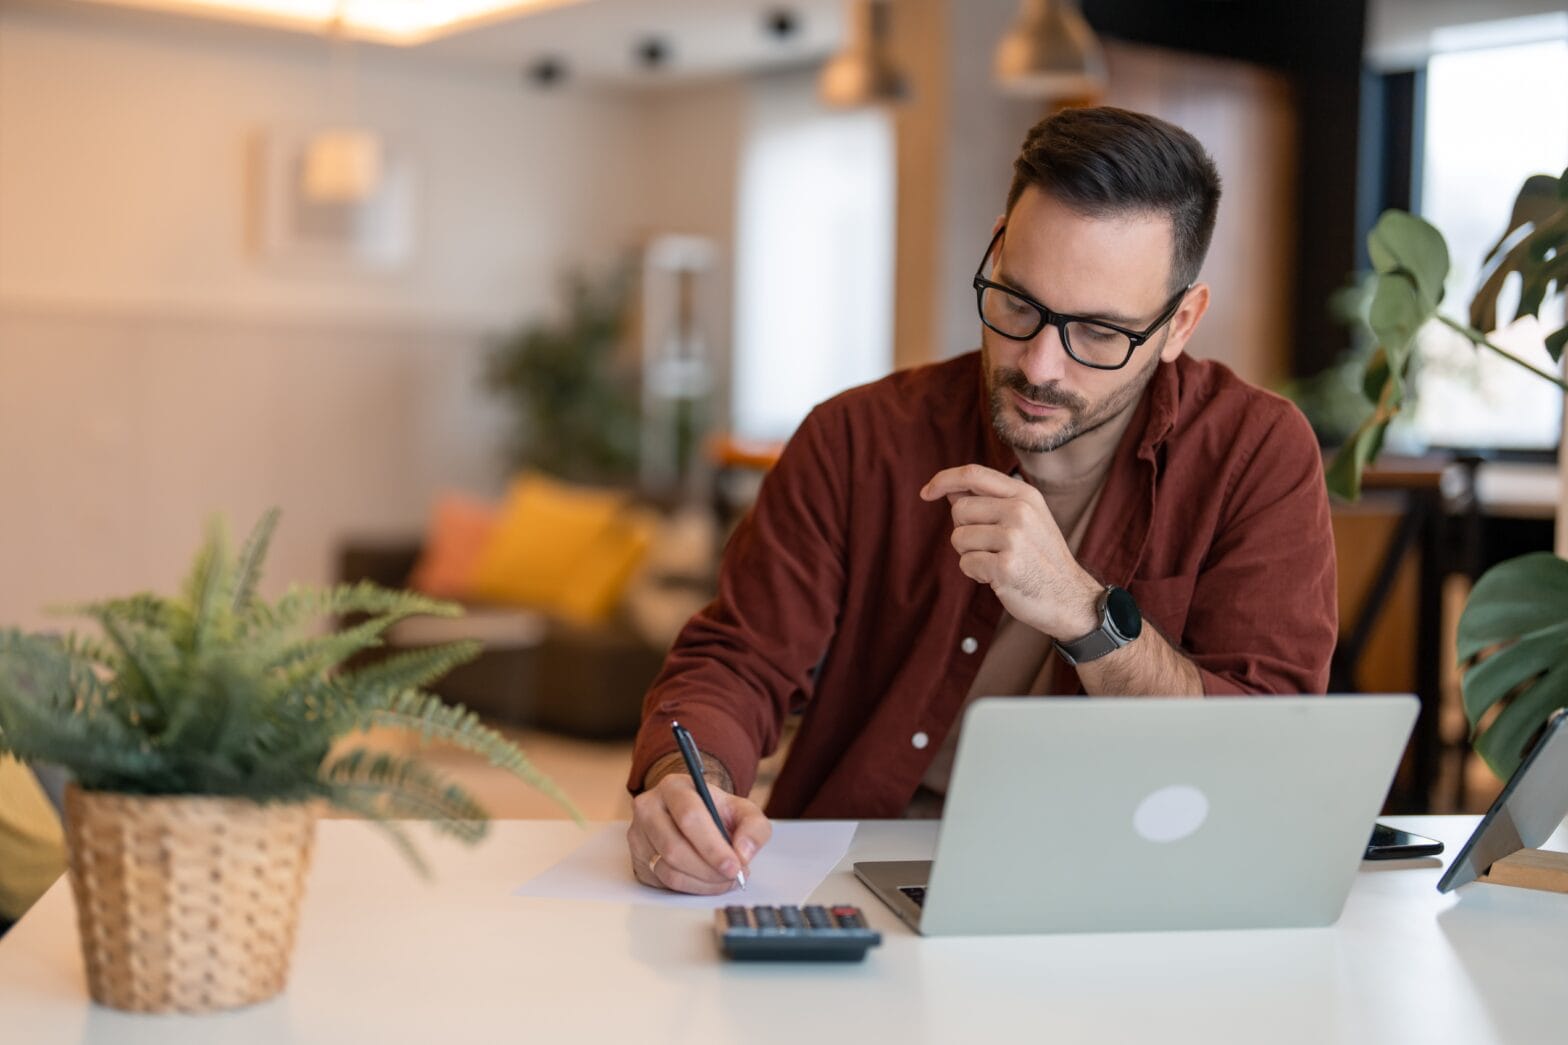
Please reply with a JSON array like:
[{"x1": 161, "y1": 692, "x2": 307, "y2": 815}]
[{"x1": 973, "y1": 226, "x2": 1190, "y2": 371}]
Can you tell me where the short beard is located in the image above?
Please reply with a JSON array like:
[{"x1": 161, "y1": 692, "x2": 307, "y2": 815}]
[{"x1": 983, "y1": 342, "x2": 1163, "y2": 454}]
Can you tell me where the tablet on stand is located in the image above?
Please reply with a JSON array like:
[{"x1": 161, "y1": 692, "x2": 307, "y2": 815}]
[{"x1": 1438, "y1": 708, "x2": 1568, "y2": 894}]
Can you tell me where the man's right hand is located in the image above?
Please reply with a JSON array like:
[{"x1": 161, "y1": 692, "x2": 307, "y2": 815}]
[{"x1": 628, "y1": 773, "x2": 772, "y2": 895}]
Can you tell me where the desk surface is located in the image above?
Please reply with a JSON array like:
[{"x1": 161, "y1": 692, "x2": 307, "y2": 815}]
[{"x1": 2, "y1": 816, "x2": 1566, "y2": 1044}]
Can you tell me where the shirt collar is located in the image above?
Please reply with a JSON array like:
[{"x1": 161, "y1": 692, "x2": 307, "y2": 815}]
[{"x1": 1137, "y1": 356, "x2": 1180, "y2": 459}]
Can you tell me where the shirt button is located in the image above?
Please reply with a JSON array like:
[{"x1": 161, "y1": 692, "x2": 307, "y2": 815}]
[
  {"x1": 960, "y1": 637, "x2": 978, "y2": 654},
  {"x1": 912, "y1": 732, "x2": 930, "y2": 750}
]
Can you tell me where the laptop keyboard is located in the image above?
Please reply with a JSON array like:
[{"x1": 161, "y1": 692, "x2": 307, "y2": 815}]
[{"x1": 898, "y1": 886, "x2": 927, "y2": 907}]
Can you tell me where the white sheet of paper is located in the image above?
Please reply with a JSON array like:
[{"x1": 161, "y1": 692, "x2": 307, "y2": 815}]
[{"x1": 513, "y1": 821, "x2": 859, "y2": 909}]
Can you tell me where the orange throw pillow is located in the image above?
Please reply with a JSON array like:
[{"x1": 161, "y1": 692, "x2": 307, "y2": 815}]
[{"x1": 408, "y1": 493, "x2": 499, "y2": 600}]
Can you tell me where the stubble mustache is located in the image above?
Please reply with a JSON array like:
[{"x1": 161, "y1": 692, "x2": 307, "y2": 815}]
[{"x1": 992, "y1": 368, "x2": 1088, "y2": 413}]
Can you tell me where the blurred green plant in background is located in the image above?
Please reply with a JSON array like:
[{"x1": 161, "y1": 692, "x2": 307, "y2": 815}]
[{"x1": 485, "y1": 269, "x2": 642, "y2": 485}]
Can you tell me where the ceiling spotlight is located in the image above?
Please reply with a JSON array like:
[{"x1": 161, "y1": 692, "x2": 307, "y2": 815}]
[
  {"x1": 819, "y1": 0, "x2": 907, "y2": 108},
  {"x1": 765, "y1": 8, "x2": 800, "y2": 40},
  {"x1": 526, "y1": 57, "x2": 567, "y2": 88},
  {"x1": 994, "y1": 0, "x2": 1106, "y2": 100},
  {"x1": 636, "y1": 36, "x2": 670, "y2": 70}
]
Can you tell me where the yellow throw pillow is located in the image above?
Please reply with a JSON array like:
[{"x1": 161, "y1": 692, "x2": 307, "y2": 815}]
[
  {"x1": 553, "y1": 511, "x2": 655, "y2": 624},
  {"x1": 467, "y1": 473, "x2": 644, "y2": 620}
]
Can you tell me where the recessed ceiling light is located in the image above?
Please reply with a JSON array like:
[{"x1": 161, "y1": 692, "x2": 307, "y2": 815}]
[
  {"x1": 764, "y1": 8, "x2": 800, "y2": 40},
  {"x1": 635, "y1": 36, "x2": 670, "y2": 70},
  {"x1": 526, "y1": 56, "x2": 567, "y2": 88}
]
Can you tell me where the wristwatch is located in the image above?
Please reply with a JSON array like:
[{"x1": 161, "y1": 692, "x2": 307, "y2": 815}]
[{"x1": 1055, "y1": 585, "x2": 1142, "y2": 666}]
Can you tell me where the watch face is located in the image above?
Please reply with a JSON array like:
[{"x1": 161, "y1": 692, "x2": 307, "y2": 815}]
[{"x1": 1105, "y1": 586, "x2": 1143, "y2": 641}]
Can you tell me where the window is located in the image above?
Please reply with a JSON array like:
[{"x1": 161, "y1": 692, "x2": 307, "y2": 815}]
[
  {"x1": 732, "y1": 71, "x2": 895, "y2": 442},
  {"x1": 1409, "y1": 20, "x2": 1568, "y2": 451}
]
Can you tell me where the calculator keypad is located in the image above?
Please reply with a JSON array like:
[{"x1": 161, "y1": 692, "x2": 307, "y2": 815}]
[{"x1": 715, "y1": 904, "x2": 882, "y2": 961}]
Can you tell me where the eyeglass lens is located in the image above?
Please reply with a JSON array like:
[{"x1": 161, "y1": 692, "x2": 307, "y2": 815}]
[{"x1": 977, "y1": 285, "x2": 1133, "y2": 367}]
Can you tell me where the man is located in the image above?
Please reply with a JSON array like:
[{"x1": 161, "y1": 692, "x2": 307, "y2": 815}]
[{"x1": 625, "y1": 106, "x2": 1336, "y2": 895}]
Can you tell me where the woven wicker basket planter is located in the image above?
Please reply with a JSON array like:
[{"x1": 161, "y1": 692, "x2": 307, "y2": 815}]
[{"x1": 62, "y1": 786, "x2": 317, "y2": 1014}]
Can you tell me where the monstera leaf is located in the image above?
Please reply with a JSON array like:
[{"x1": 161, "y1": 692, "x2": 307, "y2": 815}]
[
  {"x1": 1321, "y1": 177, "x2": 1568, "y2": 788},
  {"x1": 1327, "y1": 185, "x2": 1568, "y2": 502},
  {"x1": 1457, "y1": 553, "x2": 1568, "y2": 781},
  {"x1": 1324, "y1": 211, "x2": 1448, "y2": 500},
  {"x1": 1470, "y1": 169, "x2": 1568, "y2": 360}
]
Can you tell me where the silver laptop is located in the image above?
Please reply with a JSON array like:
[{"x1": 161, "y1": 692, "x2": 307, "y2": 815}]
[{"x1": 854, "y1": 695, "x2": 1417, "y2": 935}]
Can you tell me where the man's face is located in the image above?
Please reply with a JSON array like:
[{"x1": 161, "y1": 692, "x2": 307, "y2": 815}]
[{"x1": 981, "y1": 186, "x2": 1195, "y2": 454}]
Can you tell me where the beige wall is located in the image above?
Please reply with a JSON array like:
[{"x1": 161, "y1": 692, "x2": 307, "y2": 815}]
[
  {"x1": 0, "y1": 307, "x2": 505, "y2": 628},
  {"x1": 0, "y1": 5, "x2": 743, "y2": 629},
  {"x1": 0, "y1": 6, "x2": 647, "y2": 326}
]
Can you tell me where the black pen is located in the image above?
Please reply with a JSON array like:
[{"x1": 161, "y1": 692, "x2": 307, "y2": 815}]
[{"x1": 671, "y1": 721, "x2": 747, "y2": 890}]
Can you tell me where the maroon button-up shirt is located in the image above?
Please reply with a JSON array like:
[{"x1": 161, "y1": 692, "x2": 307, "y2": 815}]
[{"x1": 628, "y1": 352, "x2": 1337, "y2": 819}]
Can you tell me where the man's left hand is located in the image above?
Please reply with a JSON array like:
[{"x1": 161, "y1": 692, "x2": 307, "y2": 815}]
[{"x1": 921, "y1": 464, "x2": 1103, "y2": 642}]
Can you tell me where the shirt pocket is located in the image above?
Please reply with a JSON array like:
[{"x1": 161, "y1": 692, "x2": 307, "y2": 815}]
[{"x1": 1129, "y1": 574, "x2": 1198, "y2": 643}]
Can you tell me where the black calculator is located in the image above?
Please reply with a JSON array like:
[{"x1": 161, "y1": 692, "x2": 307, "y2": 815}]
[{"x1": 715, "y1": 904, "x2": 882, "y2": 961}]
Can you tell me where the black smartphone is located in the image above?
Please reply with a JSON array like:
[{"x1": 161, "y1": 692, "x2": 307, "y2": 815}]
[{"x1": 1365, "y1": 822, "x2": 1444, "y2": 860}]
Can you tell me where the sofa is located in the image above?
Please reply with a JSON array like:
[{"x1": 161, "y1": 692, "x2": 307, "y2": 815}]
[{"x1": 338, "y1": 540, "x2": 678, "y2": 740}]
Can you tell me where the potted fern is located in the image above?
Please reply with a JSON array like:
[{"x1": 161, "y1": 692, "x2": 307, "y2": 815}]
[
  {"x1": 1326, "y1": 167, "x2": 1568, "y2": 784},
  {"x1": 0, "y1": 510, "x2": 579, "y2": 1014}
]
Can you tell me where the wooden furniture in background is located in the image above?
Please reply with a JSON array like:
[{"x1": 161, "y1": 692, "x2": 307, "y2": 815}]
[
  {"x1": 1331, "y1": 455, "x2": 1480, "y2": 813},
  {"x1": 1100, "y1": 41, "x2": 1298, "y2": 388},
  {"x1": 707, "y1": 433, "x2": 783, "y2": 542}
]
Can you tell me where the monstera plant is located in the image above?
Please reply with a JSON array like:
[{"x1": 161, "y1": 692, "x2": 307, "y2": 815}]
[{"x1": 1327, "y1": 167, "x2": 1568, "y2": 782}]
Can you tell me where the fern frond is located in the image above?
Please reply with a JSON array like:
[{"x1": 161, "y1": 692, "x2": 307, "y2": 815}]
[
  {"x1": 63, "y1": 653, "x2": 120, "y2": 717},
  {"x1": 317, "y1": 782, "x2": 432, "y2": 878},
  {"x1": 232, "y1": 508, "x2": 281, "y2": 614},
  {"x1": 0, "y1": 632, "x2": 123, "y2": 731},
  {"x1": 83, "y1": 612, "x2": 182, "y2": 720},
  {"x1": 358, "y1": 689, "x2": 584, "y2": 825},
  {"x1": 322, "y1": 748, "x2": 489, "y2": 844},
  {"x1": 181, "y1": 518, "x2": 236, "y2": 653},
  {"x1": 1, "y1": 720, "x2": 166, "y2": 788},
  {"x1": 0, "y1": 650, "x2": 165, "y2": 784},
  {"x1": 52, "y1": 594, "x2": 175, "y2": 631},
  {"x1": 251, "y1": 582, "x2": 460, "y2": 635},
  {"x1": 60, "y1": 632, "x2": 123, "y2": 672},
  {"x1": 158, "y1": 652, "x2": 259, "y2": 753},
  {"x1": 0, "y1": 631, "x2": 73, "y2": 716},
  {"x1": 267, "y1": 617, "x2": 390, "y2": 684},
  {"x1": 341, "y1": 642, "x2": 483, "y2": 697}
]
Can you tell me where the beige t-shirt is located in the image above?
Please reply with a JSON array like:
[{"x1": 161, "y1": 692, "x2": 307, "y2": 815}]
[{"x1": 907, "y1": 473, "x2": 1106, "y2": 818}]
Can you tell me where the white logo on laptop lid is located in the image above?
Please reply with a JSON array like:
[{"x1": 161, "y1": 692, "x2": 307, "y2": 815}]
[{"x1": 1133, "y1": 785, "x2": 1209, "y2": 843}]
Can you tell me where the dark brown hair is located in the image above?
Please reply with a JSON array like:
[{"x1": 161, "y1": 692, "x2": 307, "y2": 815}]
[{"x1": 1006, "y1": 106, "x2": 1222, "y2": 291}]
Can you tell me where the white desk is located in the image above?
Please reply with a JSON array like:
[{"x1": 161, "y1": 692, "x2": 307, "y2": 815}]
[{"x1": 1, "y1": 816, "x2": 1565, "y2": 1044}]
